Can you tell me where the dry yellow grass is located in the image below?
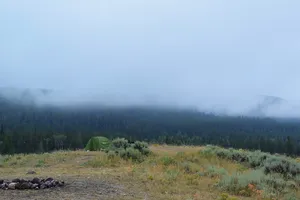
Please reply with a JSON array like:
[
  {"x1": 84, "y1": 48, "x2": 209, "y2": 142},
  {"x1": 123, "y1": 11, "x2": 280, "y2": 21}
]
[
  {"x1": 150, "y1": 145, "x2": 203, "y2": 155},
  {"x1": 0, "y1": 146, "x2": 253, "y2": 200}
]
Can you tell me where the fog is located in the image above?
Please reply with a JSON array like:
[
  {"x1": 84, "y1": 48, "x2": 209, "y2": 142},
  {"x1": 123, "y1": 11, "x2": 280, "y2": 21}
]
[{"x1": 1, "y1": 1, "x2": 300, "y2": 117}]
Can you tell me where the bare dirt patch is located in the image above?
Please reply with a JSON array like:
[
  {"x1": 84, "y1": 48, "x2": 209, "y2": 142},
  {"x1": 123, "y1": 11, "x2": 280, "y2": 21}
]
[{"x1": 0, "y1": 176, "x2": 138, "y2": 200}]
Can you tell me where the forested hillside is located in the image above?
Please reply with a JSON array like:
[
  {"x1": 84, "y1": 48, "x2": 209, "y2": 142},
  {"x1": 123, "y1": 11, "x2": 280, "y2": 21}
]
[{"x1": 1, "y1": 96, "x2": 300, "y2": 155}]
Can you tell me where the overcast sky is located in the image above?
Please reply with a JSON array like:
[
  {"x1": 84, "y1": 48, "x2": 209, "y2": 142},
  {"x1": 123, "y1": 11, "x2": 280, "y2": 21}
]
[{"x1": 1, "y1": 1, "x2": 300, "y2": 107}]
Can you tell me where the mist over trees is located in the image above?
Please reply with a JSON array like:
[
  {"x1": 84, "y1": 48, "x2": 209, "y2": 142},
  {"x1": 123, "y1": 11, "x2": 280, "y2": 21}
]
[{"x1": 1, "y1": 97, "x2": 300, "y2": 156}]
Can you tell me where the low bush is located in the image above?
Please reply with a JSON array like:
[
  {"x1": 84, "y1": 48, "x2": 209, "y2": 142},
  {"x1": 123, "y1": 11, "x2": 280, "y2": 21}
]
[
  {"x1": 120, "y1": 147, "x2": 143, "y2": 162},
  {"x1": 263, "y1": 156, "x2": 300, "y2": 177},
  {"x1": 205, "y1": 145, "x2": 300, "y2": 178},
  {"x1": 111, "y1": 138, "x2": 130, "y2": 149},
  {"x1": 217, "y1": 170, "x2": 264, "y2": 195},
  {"x1": 284, "y1": 193, "x2": 298, "y2": 200},
  {"x1": 165, "y1": 169, "x2": 180, "y2": 182},
  {"x1": 109, "y1": 138, "x2": 151, "y2": 162},
  {"x1": 179, "y1": 161, "x2": 200, "y2": 174},
  {"x1": 217, "y1": 165, "x2": 299, "y2": 198},
  {"x1": 247, "y1": 151, "x2": 268, "y2": 168},
  {"x1": 107, "y1": 150, "x2": 117, "y2": 159},
  {"x1": 204, "y1": 165, "x2": 228, "y2": 178},
  {"x1": 160, "y1": 156, "x2": 176, "y2": 166}
]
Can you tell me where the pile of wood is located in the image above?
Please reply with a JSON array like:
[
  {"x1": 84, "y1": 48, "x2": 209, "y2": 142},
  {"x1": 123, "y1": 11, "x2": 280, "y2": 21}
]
[{"x1": 0, "y1": 178, "x2": 65, "y2": 190}]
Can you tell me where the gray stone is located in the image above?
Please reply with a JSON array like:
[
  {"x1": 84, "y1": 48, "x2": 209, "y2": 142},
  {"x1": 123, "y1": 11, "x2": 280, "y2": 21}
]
[
  {"x1": 12, "y1": 178, "x2": 20, "y2": 183},
  {"x1": 31, "y1": 183, "x2": 39, "y2": 189},
  {"x1": 8, "y1": 182, "x2": 17, "y2": 190},
  {"x1": 45, "y1": 181, "x2": 51, "y2": 188},
  {"x1": 0, "y1": 183, "x2": 6, "y2": 189},
  {"x1": 40, "y1": 184, "x2": 46, "y2": 189},
  {"x1": 45, "y1": 178, "x2": 54, "y2": 182},
  {"x1": 31, "y1": 178, "x2": 40, "y2": 184},
  {"x1": 19, "y1": 182, "x2": 31, "y2": 190}
]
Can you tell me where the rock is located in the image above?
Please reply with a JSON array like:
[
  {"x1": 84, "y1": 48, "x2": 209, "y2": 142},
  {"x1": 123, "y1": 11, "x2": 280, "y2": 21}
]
[
  {"x1": 50, "y1": 180, "x2": 56, "y2": 187},
  {"x1": 15, "y1": 183, "x2": 21, "y2": 189},
  {"x1": 19, "y1": 179, "x2": 26, "y2": 183},
  {"x1": 26, "y1": 170, "x2": 36, "y2": 175},
  {"x1": 55, "y1": 181, "x2": 59, "y2": 186},
  {"x1": 0, "y1": 180, "x2": 3, "y2": 184},
  {"x1": 31, "y1": 183, "x2": 39, "y2": 189},
  {"x1": 0, "y1": 183, "x2": 6, "y2": 189},
  {"x1": 8, "y1": 182, "x2": 17, "y2": 190},
  {"x1": 12, "y1": 178, "x2": 20, "y2": 183},
  {"x1": 31, "y1": 178, "x2": 40, "y2": 184},
  {"x1": 44, "y1": 181, "x2": 51, "y2": 188},
  {"x1": 45, "y1": 178, "x2": 54, "y2": 182},
  {"x1": 19, "y1": 182, "x2": 31, "y2": 190},
  {"x1": 40, "y1": 184, "x2": 46, "y2": 189}
]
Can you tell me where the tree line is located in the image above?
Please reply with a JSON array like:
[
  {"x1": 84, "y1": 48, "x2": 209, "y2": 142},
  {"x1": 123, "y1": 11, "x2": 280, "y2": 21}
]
[{"x1": 0, "y1": 101, "x2": 300, "y2": 155}]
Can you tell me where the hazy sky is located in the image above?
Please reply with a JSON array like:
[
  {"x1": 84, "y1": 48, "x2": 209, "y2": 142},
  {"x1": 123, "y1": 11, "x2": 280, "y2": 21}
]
[{"x1": 1, "y1": 0, "x2": 300, "y2": 105}]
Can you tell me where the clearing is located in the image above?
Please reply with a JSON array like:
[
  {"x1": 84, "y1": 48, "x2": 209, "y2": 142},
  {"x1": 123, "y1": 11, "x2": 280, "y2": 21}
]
[{"x1": 0, "y1": 145, "x2": 295, "y2": 200}]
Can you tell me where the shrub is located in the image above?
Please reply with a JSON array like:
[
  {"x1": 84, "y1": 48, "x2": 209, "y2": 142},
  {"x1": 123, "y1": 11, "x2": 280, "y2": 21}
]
[
  {"x1": 160, "y1": 156, "x2": 176, "y2": 166},
  {"x1": 112, "y1": 138, "x2": 130, "y2": 149},
  {"x1": 204, "y1": 145, "x2": 300, "y2": 198},
  {"x1": 180, "y1": 161, "x2": 196, "y2": 174},
  {"x1": 204, "y1": 146, "x2": 249, "y2": 163},
  {"x1": 199, "y1": 145, "x2": 218, "y2": 158},
  {"x1": 109, "y1": 138, "x2": 151, "y2": 162},
  {"x1": 165, "y1": 169, "x2": 180, "y2": 182},
  {"x1": 263, "y1": 156, "x2": 300, "y2": 177},
  {"x1": 35, "y1": 159, "x2": 46, "y2": 167},
  {"x1": 284, "y1": 193, "x2": 298, "y2": 200},
  {"x1": 132, "y1": 141, "x2": 148, "y2": 150},
  {"x1": 107, "y1": 151, "x2": 117, "y2": 159},
  {"x1": 218, "y1": 169, "x2": 297, "y2": 197},
  {"x1": 204, "y1": 165, "x2": 228, "y2": 178},
  {"x1": 130, "y1": 141, "x2": 150, "y2": 156},
  {"x1": 119, "y1": 147, "x2": 143, "y2": 162},
  {"x1": 262, "y1": 174, "x2": 295, "y2": 192},
  {"x1": 118, "y1": 148, "x2": 127, "y2": 159},
  {"x1": 217, "y1": 170, "x2": 264, "y2": 195},
  {"x1": 126, "y1": 147, "x2": 143, "y2": 161},
  {"x1": 247, "y1": 151, "x2": 268, "y2": 168},
  {"x1": 140, "y1": 147, "x2": 151, "y2": 156},
  {"x1": 204, "y1": 145, "x2": 300, "y2": 178}
]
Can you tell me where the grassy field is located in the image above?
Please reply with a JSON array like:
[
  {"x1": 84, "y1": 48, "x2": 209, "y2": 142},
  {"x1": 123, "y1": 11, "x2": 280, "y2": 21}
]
[{"x1": 0, "y1": 145, "x2": 298, "y2": 200}]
